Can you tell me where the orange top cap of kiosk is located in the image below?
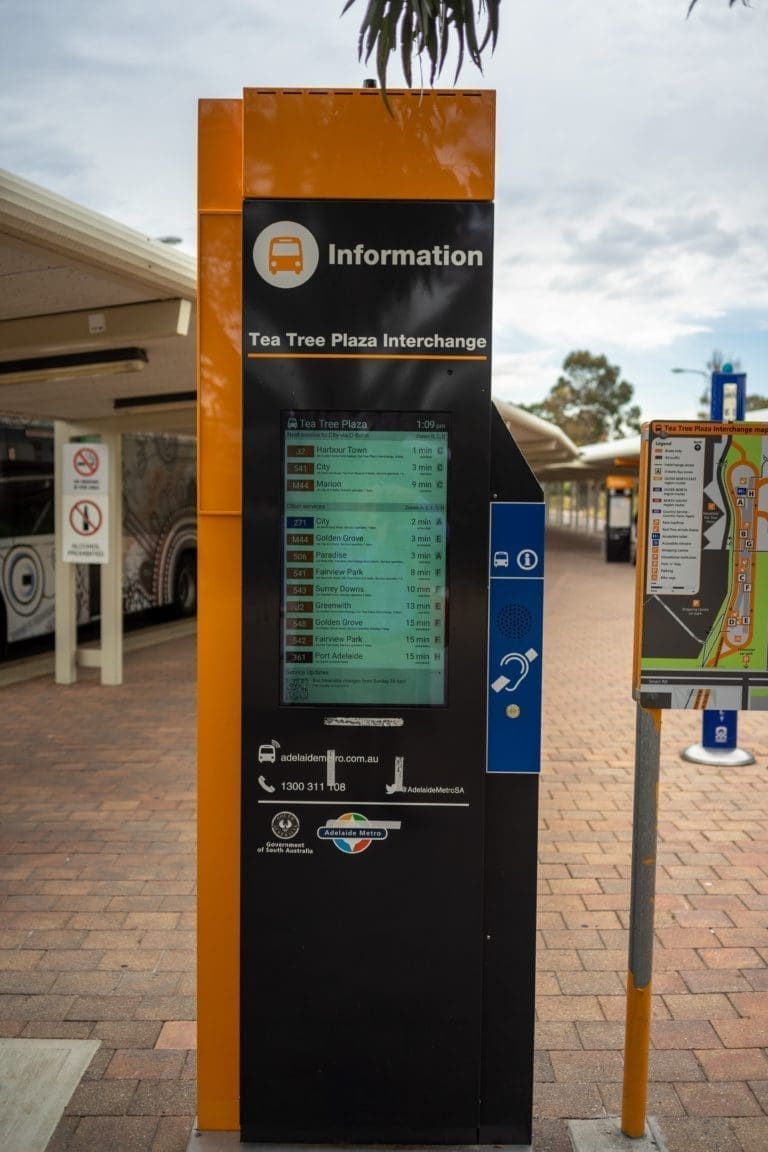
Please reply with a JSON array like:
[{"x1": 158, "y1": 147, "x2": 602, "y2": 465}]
[{"x1": 242, "y1": 88, "x2": 495, "y2": 202}]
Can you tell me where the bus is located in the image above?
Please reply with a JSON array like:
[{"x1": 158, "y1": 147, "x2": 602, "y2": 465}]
[{"x1": 0, "y1": 419, "x2": 196, "y2": 659}]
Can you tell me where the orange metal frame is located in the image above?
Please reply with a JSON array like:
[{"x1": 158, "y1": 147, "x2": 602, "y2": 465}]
[{"x1": 196, "y1": 87, "x2": 495, "y2": 1130}]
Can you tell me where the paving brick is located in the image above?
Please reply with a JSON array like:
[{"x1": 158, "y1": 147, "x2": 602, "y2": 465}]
[
  {"x1": 681, "y1": 969, "x2": 753, "y2": 994},
  {"x1": 699, "y1": 947, "x2": 763, "y2": 969},
  {"x1": 731, "y1": 1117, "x2": 768, "y2": 1152},
  {"x1": 712, "y1": 1017, "x2": 768, "y2": 1048},
  {"x1": 549, "y1": 1049, "x2": 624, "y2": 1082},
  {"x1": 696, "y1": 1047, "x2": 768, "y2": 1082},
  {"x1": 0, "y1": 970, "x2": 57, "y2": 994},
  {"x1": 51, "y1": 971, "x2": 122, "y2": 995},
  {"x1": 533, "y1": 1082, "x2": 604, "y2": 1119},
  {"x1": 744, "y1": 1082, "x2": 768, "y2": 1112},
  {"x1": 648, "y1": 1048, "x2": 705, "y2": 1082},
  {"x1": 151, "y1": 1116, "x2": 196, "y2": 1152},
  {"x1": 530, "y1": 1119, "x2": 572, "y2": 1152},
  {"x1": 727, "y1": 991, "x2": 768, "y2": 1018},
  {"x1": 675, "y1": 1081, "x2": 762, "y2": 1117},
  {"x1": 537, "y1": 994, "x2": 604, "y2": 1022},
  {"x1": 37, "y1": 949, "x2": 104, "y2": 971},
  {"x1": 106, "y1": 1048, "x2": 185, "y2": 1080},
  {"x1": 128, "y1": 1079, "x2": 196, "y2": 1116},
  {"x1": 653, "y1": 1117, "x2": 742, "y2": 1152},
  {"x1": 534, "y1": 1021, "x2": 581, "y2": 1051},
  {"x1": 22, "y1": 1020, "x2": 94, "y2": 1038},
  {"x1": 67, "y1": 1079, "x2": 138, "y2": 1115},
  {"x1": 0, "y1": 1020, "x2": 26, "y2": 1036},
  {"x1": 98, "y1": 949, "x2": 165, "y2": 971},
  {"x1": 64, "y1": 1115, "x2": 158, "y2": 1151},
  {"x1": 557, "y1": 970, "x2": 625, "y2": 995},
  {"x1": 663, "y1": 992, "x2": 738, "y2": 1020},
  {"x1": 574, "y1": 1021, "x2": 625, "y2": 1050},
  {"x1": 65, "y1": 996, "x2": 145, "y2": 1027},
  {"x1": 155, "y1": 1027, "x2": 196, "y2": 1055},
  {"x1": 92, "y1": 1021, "x2": 163, "y2": 1048},
  {"x1": 134, "y1": 995, "x2": 196, "y2": 1021}
]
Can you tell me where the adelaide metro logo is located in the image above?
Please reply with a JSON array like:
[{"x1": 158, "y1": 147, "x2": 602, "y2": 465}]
[{"x1": 252, "y1": 221, "x2": 319, "y2": 289}]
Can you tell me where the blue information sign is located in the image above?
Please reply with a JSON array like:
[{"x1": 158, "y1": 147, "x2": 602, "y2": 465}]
[{"x1": 486, "y1": 502, "x2": 544, "y2": 774}]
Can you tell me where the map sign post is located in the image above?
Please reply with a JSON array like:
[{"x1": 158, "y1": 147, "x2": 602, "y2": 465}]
[{"x1": 624, "y1": 414, "x2": 767, "y2": 1136}]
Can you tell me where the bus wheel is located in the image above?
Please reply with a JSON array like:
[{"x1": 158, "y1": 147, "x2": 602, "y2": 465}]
[{"x1": 172, "y1": 553, "x2": 197, "y2": 617}]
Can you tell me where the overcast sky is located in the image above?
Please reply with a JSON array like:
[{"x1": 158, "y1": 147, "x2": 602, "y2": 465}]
[{"x1": 1, "y1": 0, "x2": 766, "y2": 422}]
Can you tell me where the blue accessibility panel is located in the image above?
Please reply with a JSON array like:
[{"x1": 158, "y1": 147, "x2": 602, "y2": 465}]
[
  {"x1": 487, "y1": 502, "x2": 544, "y2": 774},
  {"x1": 702, "y1": 709, "x2": 737, "y2": 751}
]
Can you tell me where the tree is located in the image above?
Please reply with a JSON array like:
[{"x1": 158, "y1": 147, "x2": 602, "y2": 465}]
[
  {"x1": 687, "y1": 0, "x2": 750, "y2": 15},
  {"x1": 522, "y1": 351, "x2": 641, "y2": 446},
  {"x1": 342, "y1": 0, "x2": 499, "y2": 101},
  {"x1": 343, "y1": 1, "x2": 751, "y2": 102}
]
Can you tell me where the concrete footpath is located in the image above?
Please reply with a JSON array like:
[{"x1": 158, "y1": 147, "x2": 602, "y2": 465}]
[{"x1": 0, "y1": 530, "x2": 766, "y2": 1151}]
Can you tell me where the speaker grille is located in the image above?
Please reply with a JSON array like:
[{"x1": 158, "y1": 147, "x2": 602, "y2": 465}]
[{"x1": 496, "y1": 602, "x2": 532, "y2": 640}]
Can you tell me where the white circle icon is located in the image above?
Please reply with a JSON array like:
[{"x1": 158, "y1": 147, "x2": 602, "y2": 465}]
[
  {"x1": 252, "y1": 221, "x2": 319, "y2": 289},
  {"x1": 516, "y1": 548, "x2": 539, "y2": 571}
]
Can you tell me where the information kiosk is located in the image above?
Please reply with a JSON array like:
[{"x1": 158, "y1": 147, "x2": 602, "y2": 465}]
[
  {"x1": 197, "y1": 88, "x2": 543, "y2": 1147},
  {"x1": 605, "y1": 475, "x2": 634, "y2": 563}
]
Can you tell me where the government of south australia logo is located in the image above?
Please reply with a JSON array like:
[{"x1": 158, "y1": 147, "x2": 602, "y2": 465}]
[
  {"x1": 271, "y1": 811, "x2": 300, "y2": 840},
  {"x1": 252, "y1": 221, "x2": 319, "y2": 289}
]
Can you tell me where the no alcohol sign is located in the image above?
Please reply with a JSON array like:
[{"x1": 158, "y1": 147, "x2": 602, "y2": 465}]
[{"x1": 62, "y1": 442, "x2": 110, "y2": 563}]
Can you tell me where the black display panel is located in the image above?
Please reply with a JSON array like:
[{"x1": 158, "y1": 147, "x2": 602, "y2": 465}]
[{"x1": 281, "y1": 410, "x2": 449, "y2": 706}]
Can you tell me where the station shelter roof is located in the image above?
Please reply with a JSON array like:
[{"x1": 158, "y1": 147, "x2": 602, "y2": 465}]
[{"x1": 0, "y1": 169, "x2": 196, "y2": 435}]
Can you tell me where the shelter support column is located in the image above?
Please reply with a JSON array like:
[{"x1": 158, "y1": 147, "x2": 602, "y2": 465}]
[
  {"x1": 98, "y1": 431, "x2": 123, "y2": 685},
  {"x1": 54, "y1": 420, "x2": 77, "y2": 684}
]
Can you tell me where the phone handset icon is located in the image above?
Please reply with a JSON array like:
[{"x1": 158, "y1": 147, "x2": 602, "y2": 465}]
[{"x1": 258, "y1": 775, "x2": 276, "y2": 793}]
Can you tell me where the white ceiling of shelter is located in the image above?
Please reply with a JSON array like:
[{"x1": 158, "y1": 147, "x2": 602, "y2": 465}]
[{"x1": 0, "y1": 170, "x2": 197, "y2": 434}]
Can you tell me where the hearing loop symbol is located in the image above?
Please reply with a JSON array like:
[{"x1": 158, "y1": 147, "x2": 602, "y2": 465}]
[{"x1": 490, "y1": 648, "x2": 539, "y2": 694}]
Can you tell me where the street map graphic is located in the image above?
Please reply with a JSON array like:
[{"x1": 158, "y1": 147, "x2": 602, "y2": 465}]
[{"x1": 636, "y1": 422, "x2": 768, "y2": 711}]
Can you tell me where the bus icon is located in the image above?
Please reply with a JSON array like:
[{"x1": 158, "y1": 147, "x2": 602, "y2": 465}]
[{"x1": 269, "y1": 236, "x2": 303, "y2": 275}]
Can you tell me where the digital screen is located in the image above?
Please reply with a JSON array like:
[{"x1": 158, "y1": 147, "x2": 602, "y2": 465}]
[{"x1": 280, "y1": 411, "x2": 449, "y2": 706}]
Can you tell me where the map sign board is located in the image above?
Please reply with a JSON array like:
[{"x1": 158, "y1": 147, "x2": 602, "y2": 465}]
[{"x1": 634, "y1": 421, "x2": 768, "y2": 710}]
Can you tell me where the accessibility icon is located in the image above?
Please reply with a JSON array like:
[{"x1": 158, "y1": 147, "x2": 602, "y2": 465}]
[{"x1": 490, "y1": 648, "x2": 539, "y2": 693}]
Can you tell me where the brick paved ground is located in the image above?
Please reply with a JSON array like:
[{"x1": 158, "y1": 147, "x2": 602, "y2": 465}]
[
  {"x1": 0, "y1": 637, "x2": 197, "y2": 1152},
  {"x1": 537, "y1": 530, "x2": 768, "y2": 1152},
  {"x1": 0, "y1": 530, "x2": 766, "y2": 1151}
]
